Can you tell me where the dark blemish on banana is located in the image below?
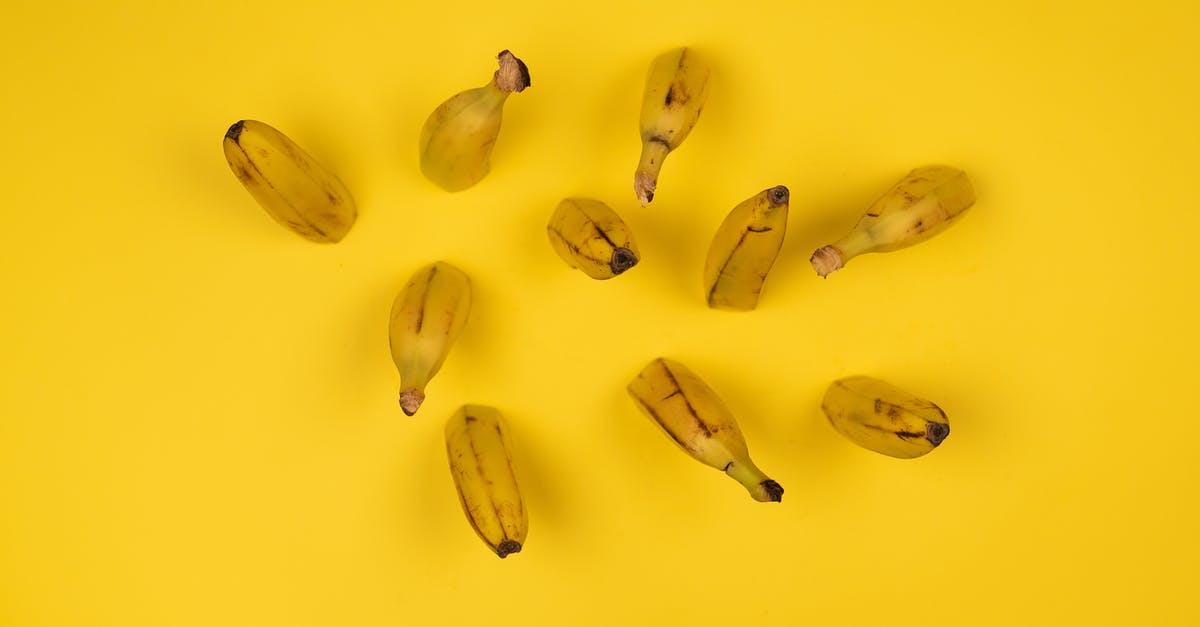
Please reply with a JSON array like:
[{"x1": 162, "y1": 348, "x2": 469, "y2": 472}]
[
  {"x1": 874, "y1": 399, "x2": 883, "y2": 414},
  {"x1": 747, "y1": 226, "x2": 773, "y2": 233}
]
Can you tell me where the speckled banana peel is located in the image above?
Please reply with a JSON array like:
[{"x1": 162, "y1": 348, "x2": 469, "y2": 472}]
[
  {"x1": 388, "y1": 262, "x2": 472, "y2": 416},
  {"x1": 634, "y1": 47, "x2": 711, "y2": 206},
  {"x1": 445, "y1": 405, "x2": 528, "y2": 559},
  {"x1": 811, "y1": 165, "x2": 975, "y2": 277},
  {"x1": 628, "y1": 358, "x2": 783, "y2": 502},
  {"x1": 822, "y1": 376, "x2": 951, "y2": 459},
  {"x1": 704, "y1": 186, "x2": 789, "y2": 310},
  {"x1": 222, "y1": 120, "x2": 357, "y2": 243},
  {"x1": 419, "y1": 50, "x2": 531, "y2": 192},
  {"x1": 547, "y1": 198, "x2": 640, "y2": 279}
]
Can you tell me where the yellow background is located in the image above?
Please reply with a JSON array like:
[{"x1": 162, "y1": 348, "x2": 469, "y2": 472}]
[{"x1": 3, "y1": 0, "x2": 1198, "y2": 625}]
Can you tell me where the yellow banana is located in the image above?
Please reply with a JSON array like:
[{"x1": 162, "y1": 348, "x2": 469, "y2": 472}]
[
  {"x1": 810, "y1": 165, "x2": 975, "y2": 277},
  {"x1": 628, "y1": 358, "x2": 783, "y2": 502},
  {"x1": 703, "y1": 186, "x2": 789, "y2": 310},
  {"x1": 445, "y1": 405, "x2": 527, "y2": 558},
  {"x1": 546, "y1": 198, "x2": 641, "y2": 279},
  {"x1": 821, "y1": 376, "x2": 951, "y2": 459},
  {"x1": 222, "y1": 120, "x2": 357, "y2": 243},
  {"x1": 388, "y1": 262, "x2": 472, "y2": 416},
  {"x1": 634, "y1": 47, "x2": 711, "y2": 207},
  {"x1": 419, "y1": 50, "x2": 531, "y2": 192}
]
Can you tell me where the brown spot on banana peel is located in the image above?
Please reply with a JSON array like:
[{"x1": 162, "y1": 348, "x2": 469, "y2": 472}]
[{"x1": 494, "y1": 50, "x2": 530, "y2": 93}]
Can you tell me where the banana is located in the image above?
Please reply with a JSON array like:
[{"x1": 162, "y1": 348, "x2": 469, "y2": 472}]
[
  {"x1": 821, "y1": 376, "x2": 951, "y2": 459},
  {"x1": 222, "y1": 120, "x2": 357, "y2": 243},
  {"x1": 547, "y1": 198, "x2": 640, "y2": 279},
  {"x1": 634, "y1": 47, "x2": 711, "y2": 207},
  {"x1": 810, "y1": 165, "x2": 975, "y2": 277},
  {"x1": 388, "y1": 262, "x2": 472, "y2": 416},
  {"x1": 628, "y1": 358, "x2": 783, "y2": 502},
  {"x1": 419, "y1": 50, "x2": 531, "y2": 192},
  {"x1": 703, "y1": 186, "x2": 789, "y2": 310},
  {"x1": 445, "y1": 405, "x2": 527, "y2": 558}
]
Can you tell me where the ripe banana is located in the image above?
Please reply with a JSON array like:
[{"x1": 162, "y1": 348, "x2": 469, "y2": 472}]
[
  {"x1": 634, "y1": 47, "x2": 711, "y2": 207},
  {"x1": 628, "y1": 358, "x2": 783, "y2": 502},
  {"x1": 703, "y1": 186, "x2": 789, "y2": 310},
  {"x1": 445, "y1": 405, "x2": 527, "y2": 558},
  {"x1": 388, "y1": 262, "x2": 472, "y2": 416},
  {"x1": 419, "y1": 50, "x2": 531, "y2": 192},
  {"x1": 822, "y1": 376, "x2": 951, "y2": 459},
  {"x1": 810, "y1": 165, "x2": 975, "y2": 277},
  {"x1": 547, "y1": 198, "x2": 640, "y2": 279},
  {"x1": 222, "y1": 120, "x2": 357, "y2": 243}
]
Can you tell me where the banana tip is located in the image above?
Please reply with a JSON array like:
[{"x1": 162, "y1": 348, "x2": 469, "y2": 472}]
[
  {"x1": 496, "y1": 540, "x2": 522, "y2": 558},
  {"x1": 610, "y1": 247, "x2": 639, "y2": 275},
  {"x1": 225, "y1": 120, "x2": 245, "y2": 143},
  {"x1": 810, "y1": 246, "x2": 842, "y2": 278},
  {"x1": 926, "y1": 422, "x2": 950, "y2": 447},
  {"x1": 760, "y1": 480, "x2": 784, "y2": 503},
  {"x1": 399, "y1": 389, "x2": 425, "y2": 416},
  {"x1": 767, "y1": 185, "x2": 789, "y2": 207}
]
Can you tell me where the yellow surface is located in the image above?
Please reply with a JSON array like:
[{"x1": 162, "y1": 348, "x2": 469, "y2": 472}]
[{"x1": 2, "y1": 1, "x2": 1198, "y2": 625}]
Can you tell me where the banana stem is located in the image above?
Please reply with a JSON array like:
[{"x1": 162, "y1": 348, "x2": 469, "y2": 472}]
[
  {"x1": 634, "y1": 140, "x2": 670, "y2": 206},
  {"x1": 811, "y1": 230, "x2": 875, "y2": 277},
  {"x1": 725, "y1": 460, "x2": 783, "y2": 502}
]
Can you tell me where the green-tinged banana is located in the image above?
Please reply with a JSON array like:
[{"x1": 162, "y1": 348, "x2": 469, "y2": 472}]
[
  {"x1": 704, "y1": 186, "x2": 789, "y2": 310},
  {"x1": 634, "y1": 47, "x2": 711, "y2": 206},
  {"x1": 547, "y1": 198, "x2": 640, "y2": 279},
  {"x1": 445, "y1": 405, "x2": 527, "y2": 558},
  {"x1": 810, "y1": 165, "x2": 975, "y2": 277},
  {"x1": 222, "y1": 120, "x2": 357, "y2": 243},
  {"x1": 419, "y1": 50, "x2": 531, "y2": 192},
  {"x1": 822, "y1": 376, "x2": 951, "y2": 459},
  {"x1": 628, "y1": 358, "x2": 783, "y2": 502},
  {"x1": 388, "y1": 262, "x2": 472, "y2": 416}
]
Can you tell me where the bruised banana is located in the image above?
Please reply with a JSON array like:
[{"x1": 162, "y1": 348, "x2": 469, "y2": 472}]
[
  {"x1": 811, "y1": 165, "x2": 975, "y2": 277},
  {"x1": 388, "y1": 262, "x2": 472, "y2": 416},
  {"x1": 704, "y1": 186, "x2": 789, "y2": 310},
  {"x1": 445, "y1": 405, "x2": 528, "y2": 558},
  {"x1": 547, "y1": 198, "x2": 640, "y2": 279},
  {"x1": 822, "y1": 376, "x2": 951, "y2": 459},
  {"x1": 634, "y1": 47, "x2": 711, "y2": 206},
  {"x1": 419, "y1": 50, "x2": 531, "y2": 192},
  {"x1": 628, "y1": 358, "x2": 783, "y2": 502},
  {"x1": 222, "y1": 120, "x2": 357, "y2": 243}
]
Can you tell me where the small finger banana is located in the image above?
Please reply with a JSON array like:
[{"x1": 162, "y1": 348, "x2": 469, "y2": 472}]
[
  {"x1": 547, "y1": 198, "x2": 640, "y2": 279},
  {"x1": 222, "y1": 120, "x2": 357, "y2": 243},
  {"x1": 634, "y1": 47, "x2": 711, "y2": 206},
  {"x1": 419, "y1": 50, "x2": 531, "y2": 192},
  {"x1": 704, "y1": 186, "x2": 789, "y2": 310},
  {"x1": 628, "y1": 358, "x2": 783, "y2": 502},
  {"x1": 388, "y1": 262, "x2": 472, "y2": 416},
  {"x1": 821, "y1": 376, "x2": 951, "y2": 459},
  {"x1": 445, "y1": 405, "x2": 527, "y2": 558},
  {"x1": 810, "y1": 165, "x2": 976, "y2": 277}
]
